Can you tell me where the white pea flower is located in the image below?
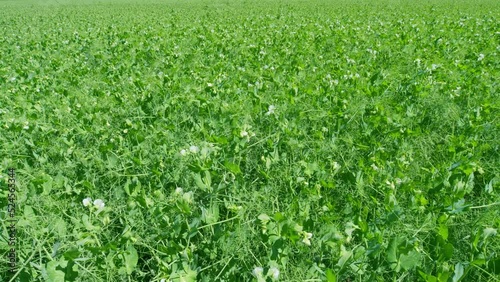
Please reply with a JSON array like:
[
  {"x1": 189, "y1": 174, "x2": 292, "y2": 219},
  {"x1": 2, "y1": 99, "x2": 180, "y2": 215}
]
[
  {"x1": 175, "y1": 187, "x2": 183, "y2": 194},
  {"x1": 200, "y1": 146, "x2": 212, "y2": 159},
  {"x1": 240, "y1": 130, "x2": 248, "y2": 137},
  {"x1": 180, "y1": 149, "x2": 187, "y2": 156},
  {"x1": 182, "y1": 191, "x2": 194, "y2": 204},
  {"x1": 266, "y1": 105, "x2": 276, "y2": 115},
  {"x1": 123, "y1": 129, "x2": 128, "y2": 134},
  {"x1": 332, "y1": 161, "x2": 341, "y2": 171},
  {"x1": 478, "y1": 53, "x2": 485, "y2": 61},
  {"x1": 93, "y1": 199, "x2": 105, "y2": 210},
  {"x1": 189, "y1": 145, "x2": 199, "y2": 154},
  {"x1": 23, "y1": 125, "x2": 29, "y2": 130},
  {"x1": 258, "y1": 213, "x2": 271, "y2": 224},
  {"x1": 268, "y1": 267, "x2": 280, "y2": 280},
  {"x1": 252, "y1": 266, "x2": 264, "y2": 277},
  {"x1": 302, "y1": 232, "x2": 313, "y2": 246},
  {"x1": 82, "y1": 197, "x2": 92, "y2": 207},
  {"x1": 483, "y1": 227, "x2": 497, "y2": 237}
]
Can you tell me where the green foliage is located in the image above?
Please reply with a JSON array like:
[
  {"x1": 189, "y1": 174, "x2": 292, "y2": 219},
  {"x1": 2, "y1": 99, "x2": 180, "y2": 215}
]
[{"x1": 0, "y1": 0, "x2": 498, "y2": 281}]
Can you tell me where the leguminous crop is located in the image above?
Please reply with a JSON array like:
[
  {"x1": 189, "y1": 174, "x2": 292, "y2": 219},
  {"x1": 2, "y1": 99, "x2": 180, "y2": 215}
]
[{"x1": 1, "y1": 0, "x2": 499, "y2": 281}]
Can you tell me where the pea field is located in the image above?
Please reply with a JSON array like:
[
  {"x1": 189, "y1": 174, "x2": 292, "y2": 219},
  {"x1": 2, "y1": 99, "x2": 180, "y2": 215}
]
[{"x1": 0, "y1": 0, "x2": 499, "y2": 281}]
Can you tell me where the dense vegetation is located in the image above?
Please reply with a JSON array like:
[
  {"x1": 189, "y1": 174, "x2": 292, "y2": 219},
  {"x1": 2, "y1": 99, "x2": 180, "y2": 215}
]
[{"x1": 1, "y1": 0, "x2": 499, "y2": 281}]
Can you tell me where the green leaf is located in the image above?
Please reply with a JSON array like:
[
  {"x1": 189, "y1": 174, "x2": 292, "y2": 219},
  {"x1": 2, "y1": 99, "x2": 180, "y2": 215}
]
[
  {"x1": 63, "y1": 248, "x2": 81, "y2": 261},
  {"x1": 472, "y1": 229, "x2": 481, "y2": 250},
  {"x1": 224, "y1": 160, "x2": 241, "y2": 174},
  {"x1": 326, "y1": 268, "x2": 337, "y2": 282},
  {"x1": 176, "y1": 199, "x2": 191, "y2": 214},
  {"x1": 446, "y1": 199, "x2": 469, "y2": 214},
  {"x1": 484, "y1": 179, "x2": 493, "y2": 194},
  {"x1": 449, "y1": 162, "x2": 461, "y2": 171},
  {"x1": 204, "y1": 170, "x2": 211, "y2": 187},
  {"x1": 181, "y1": 268, "x2": 197, "y2": 282},
  {"x1": 438, "y1": 224, "x2": 448, "y2": 240},
  {"x1": 400, "y1": 250, "x2": 421, "y2": 270},
  {"x1": 387, "y1": 236, "x2": 400, "y2": 265},
  {"x1": 471, "y1": 259, "x2": 485, "y2": 266},
  {"x1": 320, "y1": 180, "x2": 335, "y2": 188},
  {"x1": 131, "y1": 177, "x2": 141, "y2": 196},
  {"x1": 201, "y1": 203, "x2": 219, "y2": 224},
  {"x1": 442, "y1": 243, "x2": 454, "y2": 260},
  {"x1": 465, "y1": 173, "x2": 474, "y2": 194},
  {"x1": 124, "y1": 244, "x2": 138, "y2": 275},
  {"x1": 82, "y1": 214, "x2": 95, "y2": 231},
  {"x1": 46, "y1": 261, "x2": 65, "y2": 282},
  {"x1": 194, "y1": 172, "x2": 211, "y2": 190},
  {"x1": 418, "y1": 270, "x2": 437, "y2": 282},
  {"x1": 194, "y1": 173, "x2": 206, "y2": 189},
  {"x1": 336, "y1": 244, "x2": 352, "y2": 269},
  {"x1": 24, "y1": 205, "x2": 35, "y2": 218},
  {"x1": 137, "y1": 189, "x2": 153, "y2": 209},
  {"x1": 42, "y1": 178, "x2": 53, "y2": 195},
  {"x1": 171, "y1": 262, "x2": 197, "y2": 282},
  {"x1": 124, "y1": 178, "x2": 131, "y2": 196},
  {"x1": 452, "y1": 263, "x2": 464, "y2": 282},
  {"x1": 273, "y1": 212, "x2": 285, "y2": 222},
  {"x1": 437, "y1": 272, "x2": 451, "y2": 282}
]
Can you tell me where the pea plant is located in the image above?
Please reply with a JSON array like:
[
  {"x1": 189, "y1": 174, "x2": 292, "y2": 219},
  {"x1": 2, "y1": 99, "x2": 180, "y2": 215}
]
[{"x1": 0, "y1": 0, "x2": 498, "y2": 281}]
